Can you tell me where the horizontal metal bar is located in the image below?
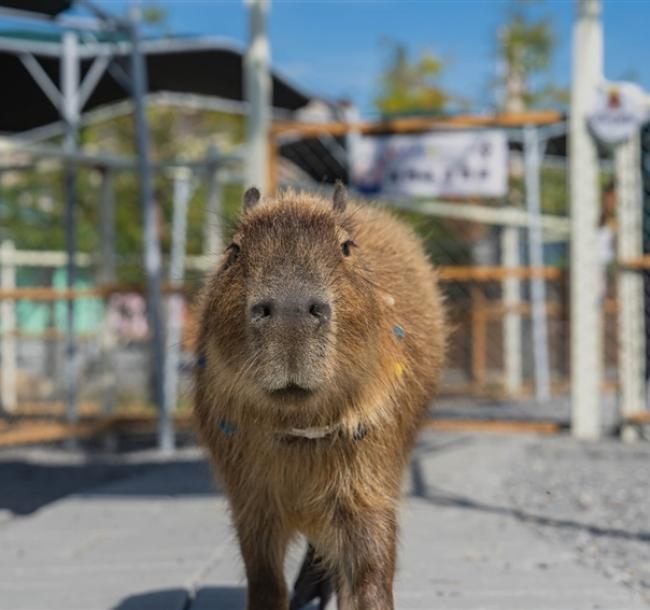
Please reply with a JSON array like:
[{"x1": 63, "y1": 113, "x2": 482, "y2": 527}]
[
  {"x1": 437, "y1": 265, "x2": 564, "y2": 282},
  {"x1": 0, "y1": 264, "x2": 567, "y2": 302},
  {"x1": 0, "y1": 283, "x2": 188, "y2": 301},
  {"x1": 0, "y1": 6, "x2": 57, "y2": 25},
  {"x1": 0, "y1": 248, "x2": 220, "y2": 271},
  {"x1": 0, "y1": 141, "x2": 243, "y2": 172},
  {"x1": 0, "y1": 5, "x2": 108, "y2": 30},
  {"x1": 2, "y1": 91, "x2": 293, "y2": 145},
  {"x1": 0, "y1": 36, "x2": 63, "y2": 58},
  {"x1": 272, "y1": 110, "x2": 565, "y2": 138},
  {"x1": 384, "y1": 198, "x2": 571, "y2": 233},
  {"x1": 0, "y1": 250, "x2": 92, "y2": 267}
]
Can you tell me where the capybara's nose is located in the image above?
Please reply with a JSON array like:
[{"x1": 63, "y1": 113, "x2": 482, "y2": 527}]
[
  {"x1": 250, "y1": 296, "x2": 331, "y2": 328},
  {"x1": 308, "y1": 299, "x2": 331, "y2": 322}
]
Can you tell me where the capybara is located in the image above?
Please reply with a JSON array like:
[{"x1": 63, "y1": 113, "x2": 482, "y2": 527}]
[{"x1": 194, "y1": 184, "x2": 446, "y2": 610}]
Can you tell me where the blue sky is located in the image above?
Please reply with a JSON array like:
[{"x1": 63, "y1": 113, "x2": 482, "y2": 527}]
[{"x1": 93, "y1": 1, "x2": 650, "y2": 116}]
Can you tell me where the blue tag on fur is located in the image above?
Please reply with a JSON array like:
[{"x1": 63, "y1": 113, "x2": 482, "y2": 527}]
[
  {"x1": 393, "y1": 325, "x2": 405, "y2": 339},
  {"x1": 218, "y1": 420, "x2": 237, "y2": 437}
]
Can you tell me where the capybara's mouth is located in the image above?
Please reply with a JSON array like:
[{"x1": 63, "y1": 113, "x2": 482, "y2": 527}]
[{"x1": 268, "y1": 383, "x2": 314, "y2": 400}]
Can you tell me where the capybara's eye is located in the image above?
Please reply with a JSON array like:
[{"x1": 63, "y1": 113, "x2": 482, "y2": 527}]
[
  {"x1": 225, "y1": 242, "x2": 241, "y2": 265},
  {"x1": 341, "y1": 239, "x2": 356, "y2": 257}
]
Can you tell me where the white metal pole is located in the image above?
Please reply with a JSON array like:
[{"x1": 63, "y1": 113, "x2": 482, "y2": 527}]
[
  {"x1": 62, "y1": 30, "x2": 80, "y2": 431},
  {"x1": 99, "y1": 168, "x2": 116, "y2": 417},
  {"x1": 615, "y1": 132, "x2": 646, "y2": 437},
  {"x1": 570, "y1": 0, "x2": 604, "y2": 439},
  {"x1": 163, "y1": 169, "x2": 192, "y2": 450},
  {"x1": 343, "y1": 102, "x2": 361, "y2": 188},
  {"x1": 244, "y1": 0, "x2": 271, "y2": 193},
  {"x1": 128, "y1": 13, "x2": 169, "y2": 452},
  {"x1": 501, "y1": 226, "x2": 523, "y2": 396},
  {"x1": 204, "y1": 149, "x2": 223, "y2": 257},
  {"x1": 0, "y1": 240, "x2": 17, "y2": 412},
  {"x1": 524, "y1": 125, "x2": 552, "y2": 402}
]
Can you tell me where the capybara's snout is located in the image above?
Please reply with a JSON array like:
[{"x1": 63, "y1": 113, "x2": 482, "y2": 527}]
[
  {"x1": 246, "y1": 285, "x2": 335, "y2": 397},
  {"x1": 249, "y1": 293, "x2": 331, "y2": 331}
]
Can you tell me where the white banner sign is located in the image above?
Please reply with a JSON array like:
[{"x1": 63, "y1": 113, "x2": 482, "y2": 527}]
[{"x1": 350, "y1": 129, "x2": 508, "y2": 199}]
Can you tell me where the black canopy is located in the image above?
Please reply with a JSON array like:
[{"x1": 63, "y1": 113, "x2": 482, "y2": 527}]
[
  {"x1": 0, "y1": 33, "x2": 314, "y2": 133},
  {"x1": 0, "y1": 1, "x2": 72, "y2": 16}
]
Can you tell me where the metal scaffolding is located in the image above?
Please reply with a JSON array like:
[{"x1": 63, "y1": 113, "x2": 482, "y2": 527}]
[
  {"x1": 0, "y1": 1, "x2": 242, "y2": 451},
  {"x1": 0, "y1": 141, "x2": 242, "y2": 449}
]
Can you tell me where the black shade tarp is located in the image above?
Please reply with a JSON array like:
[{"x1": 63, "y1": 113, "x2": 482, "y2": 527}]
[
  {"x1": 0, "y1": 1, "x2": 72, "y2": 16},
  {"x1": 0, "y1": 35, "x2": 313, "y2": 133}
]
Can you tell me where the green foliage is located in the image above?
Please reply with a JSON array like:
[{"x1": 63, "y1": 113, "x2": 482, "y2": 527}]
[
  {"x1": 496, "y1": 1, "x2": 567, "y2": 110},
  {"x1": 139, "y1": 4, "x2": 171, "y2": 37},
  {"x1": 374, "y1": 42, "x2": 450, "y2": 117},
  {"x1": 141, "y1": 5, "x2": 168, "y2": 27},
  {"x1": 500, "y1": 12, "x2": 553, "y2": 75},
  {"x1": 540, "y1": 166, "x2": 568, "y2": 216}
]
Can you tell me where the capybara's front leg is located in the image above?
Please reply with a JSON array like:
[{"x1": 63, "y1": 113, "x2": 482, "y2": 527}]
[
  {"x1": 237, "y1": 518, "x2": 290, "y2": 610},
  {"x1": 341, "y1": 510, "x2": 397, "y2": 610}
]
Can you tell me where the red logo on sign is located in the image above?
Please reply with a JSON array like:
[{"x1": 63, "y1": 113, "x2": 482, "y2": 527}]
[{"x1": 607, "y1": 89, "x2": 621, "y2": 109}]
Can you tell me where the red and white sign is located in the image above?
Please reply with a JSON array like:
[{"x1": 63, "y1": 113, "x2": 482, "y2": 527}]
[{"x1": 588, "y1": 82, "x2": 649, "y2": 146}]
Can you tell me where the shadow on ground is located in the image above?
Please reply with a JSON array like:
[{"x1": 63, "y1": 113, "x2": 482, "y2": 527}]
[
  {"x1": 112, "y1": 587, "x2": 322, "y2": 610},
  {"x1": 112, "y1": 587, "x2": 245, "y2": 610},
  {"x1": 0, "y1": 430, "x2": 467, "y2": 518},
  {"x1": 0, "y1": 432, "x2": 468, "y2": 518},
  {"x1": 0, "y1": 456, "x2": 218, "y2": 516}
]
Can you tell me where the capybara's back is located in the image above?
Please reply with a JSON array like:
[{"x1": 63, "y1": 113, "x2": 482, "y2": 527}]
[{"x1": 194, "y1": 185, "x2": 445, "y2": 610}]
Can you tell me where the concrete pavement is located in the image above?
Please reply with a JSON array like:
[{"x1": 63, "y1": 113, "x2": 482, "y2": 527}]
[{"x1": 0, "y1": 433, "x2": 646, "y2": 610}]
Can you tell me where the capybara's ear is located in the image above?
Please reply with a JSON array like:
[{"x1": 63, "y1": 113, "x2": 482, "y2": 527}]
[
  {"x1": 332, "y1": 180, "x2": 347, "y2": 213},
  {"x1": 243, "y1": 187, "x2": 261, "y2": 211}
]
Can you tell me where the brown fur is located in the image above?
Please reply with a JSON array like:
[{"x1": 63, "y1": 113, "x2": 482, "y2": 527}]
[{"x1": 194, "y1": 188, "x2": 446, "y2": 610}]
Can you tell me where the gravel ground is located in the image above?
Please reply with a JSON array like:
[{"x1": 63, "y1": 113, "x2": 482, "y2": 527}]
[{"x1": 506, "y1": 436, "x2": 650, "y2": 603}]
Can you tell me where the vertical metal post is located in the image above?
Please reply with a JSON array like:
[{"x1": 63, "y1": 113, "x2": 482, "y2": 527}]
[
  {"x1": 501, "y1": 226, "x2": 523, "y2": 396},
  {"x1": 570, "y1": 0, "x2": 604, "y2": 439},
  {"x1": 62, "y1": 30, "x2": 80, "y2": 431},
  {"x1": 1, "y1": 240, "x2": 17, "y2": 412},
  {"x1": 244, "y1": 0, "x2": 271, "y2": 193},
  {"x1": 642, "y1": 122, "x2": 650, "y2": 411},
  {"x1": 524, "y1": 125, "x2": 551, "y2": 402},
  {"x1": 615, "y1": 132, "x2": 646, "y2": 438},
  {"x1": 164, "y1": 169, "x2": 193, "y2": 450},
  {"x1": 99, "y1": 167, "x2": 116, "y2": 417},
  {"x1": 343, "y1": 102, "x2": 362, "y2": 187},
  {"x1": 128, "y1": 16, "x2": 169, "y2": 452},
  {"x1": 204, "y1": 151, "x2": 223, "y2": 257}
]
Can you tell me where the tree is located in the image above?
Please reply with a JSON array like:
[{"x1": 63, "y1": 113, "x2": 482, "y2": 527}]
[
  {"x1": 496, "y1": 2, "x2": 566, "y2": 111},
  {"x1": 138, "y1": 4, "x2": 172, "y2": 37},
  {"x1": 374, "y1": 42, "x2": 450, "y2": 117}
]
